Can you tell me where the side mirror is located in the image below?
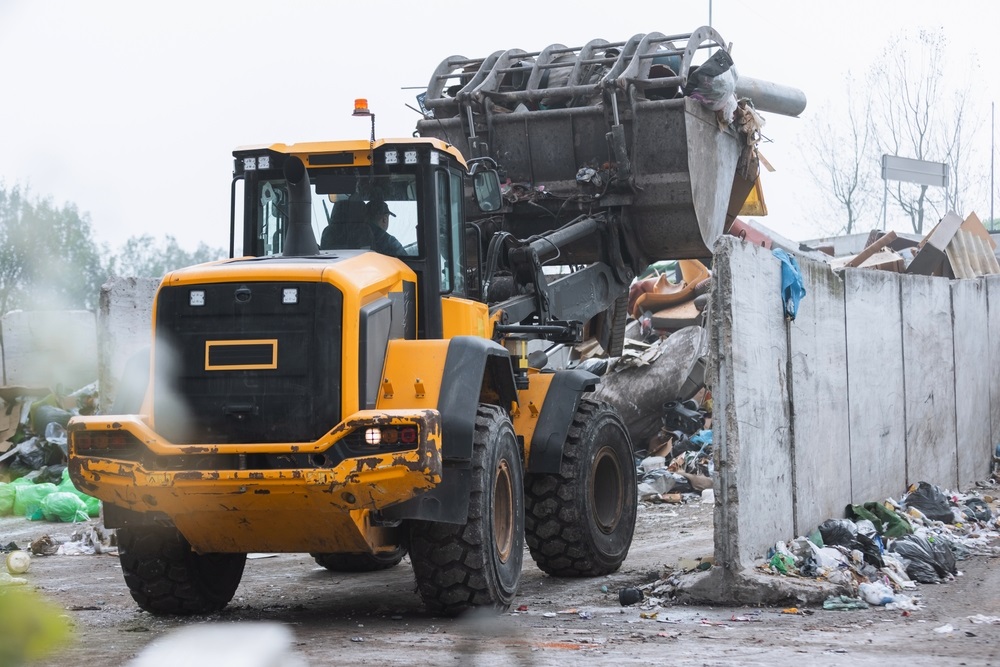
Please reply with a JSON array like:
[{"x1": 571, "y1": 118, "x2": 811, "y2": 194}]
[{"x1": 473, "y1": 170, "x2": 503, "y2": 213}]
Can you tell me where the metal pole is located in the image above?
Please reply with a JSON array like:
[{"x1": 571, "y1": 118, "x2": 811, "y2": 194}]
[{"x1": 992, "y1": 101, "x2": 995, "y2": 228}]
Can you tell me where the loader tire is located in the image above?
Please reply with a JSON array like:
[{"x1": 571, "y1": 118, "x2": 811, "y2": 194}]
[
  {"x1": 311, "y1": 547, "x2": 406, "y2": 572},
  {"x1": 408, "y1": 404, "x2": 524, "y2": 616},
  {"x1": 525, "y1": 399, "x2": 636, "y2": 576},
  {"x1": 118, "y1": 526, "x2": 246, "y2": 615}
]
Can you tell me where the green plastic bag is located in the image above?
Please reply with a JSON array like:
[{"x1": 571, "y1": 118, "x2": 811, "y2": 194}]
[
  {"x1": 848, "y1": 502, "x2": 913, "y2": 538},
  {"x1": 13, "y1": 483, "x2": 58, "y2": 519},
  {"x1": 56, "y1": 471, "x2": 101, "y2": 517},
  {"x1": 0, "y1": 483, "x2": 14, "y2": 516},
  {"x1": 40, "y1": 492, "x2": 89, "y2": 523}
]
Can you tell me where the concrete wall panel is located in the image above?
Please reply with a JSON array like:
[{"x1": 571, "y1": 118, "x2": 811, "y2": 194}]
[
  {"x1": 844, "y1": 269, "x2": 906, "y2": 504},
  {"x1": 711, "y1": 237, "x2": 792, "y2": 568},
  {"x1": 1, "y1": 309, "x2": 96, "y2": 391},
  {"x1": 788, "y1": 257, "x2": 850, "y2": 536},
  {"x1": 900, "y1": 274, "x2": 957, "y2": 488},
  {"x1": 988, "y1": 275, "x2": 1000, "y2": 460},
  {"x1": 952, "y1": 279, "x2": 992, "y2": 487},
  {"x1": 97, "y1": 278, "x2": 159, "y2": 413}
]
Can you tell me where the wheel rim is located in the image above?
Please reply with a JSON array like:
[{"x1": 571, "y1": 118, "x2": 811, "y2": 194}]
[
  {"x1": 591, "y1": 445, "x2": 623, "y2": 534},
  {"x1": 493, "y1": 459, "x2": 515, "y2": 563}
]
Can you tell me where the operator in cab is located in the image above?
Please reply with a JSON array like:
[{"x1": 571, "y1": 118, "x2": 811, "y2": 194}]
[{"x1": 365, "y1": 199, "x2": 405, "y2": 256}]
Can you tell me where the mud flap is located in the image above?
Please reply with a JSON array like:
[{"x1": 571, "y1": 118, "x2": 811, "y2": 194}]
[{"x1": 526, "y1": 369, "x2": 599, "y2": 473}]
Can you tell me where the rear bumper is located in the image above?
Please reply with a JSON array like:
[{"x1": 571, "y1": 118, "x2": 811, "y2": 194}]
[{"x1": 68, "y1": 409, "x2": 442, "y2": 551}]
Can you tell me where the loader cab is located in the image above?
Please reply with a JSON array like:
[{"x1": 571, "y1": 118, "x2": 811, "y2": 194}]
[{"x1": 231, "y1": 138, "x2": 472, "y2": 338}]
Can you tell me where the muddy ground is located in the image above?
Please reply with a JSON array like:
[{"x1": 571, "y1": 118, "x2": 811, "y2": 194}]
[{"x1": 3, "y1": 498, "x2": 1000, "y2": 667}]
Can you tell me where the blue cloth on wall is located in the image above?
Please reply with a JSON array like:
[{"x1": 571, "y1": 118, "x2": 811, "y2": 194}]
[{"x1": 772, "y1": 249, "x2": 806, "y2": 320}]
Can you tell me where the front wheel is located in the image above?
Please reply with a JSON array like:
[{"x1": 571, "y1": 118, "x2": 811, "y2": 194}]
[
  {"x1": 408, "y1": 404, "x2": 524, "y2": 616},
  {"x1": 525, "y1": 399, "x2": 637, "y2": 576},
  {"x1": 118, "y1": 526, "x2": 246, "y2": 615}
]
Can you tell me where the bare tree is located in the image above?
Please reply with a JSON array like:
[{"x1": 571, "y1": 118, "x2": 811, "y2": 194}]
[
  {"x1": 802, "y1": 75, "x2": 877, "y2": 236},
  {"x1": 867, "y1": 29, "x2": 985, "y2": 235}
]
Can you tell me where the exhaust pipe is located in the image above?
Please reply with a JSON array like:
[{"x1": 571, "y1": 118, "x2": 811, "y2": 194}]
[{"x1": 282, "y1": 155, "x2": 319, "y2": 256}]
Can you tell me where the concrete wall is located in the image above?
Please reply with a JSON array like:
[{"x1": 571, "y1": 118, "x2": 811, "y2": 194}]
[
  {"x1": 97, "y1": 277, "x2": 159, "y2": 413},
  {"x1": 712, "y1": 236, "x2": 999, "y2": 569},
  {"x1": 1, "y1": 309, "x2": 97, "y2": 391}
]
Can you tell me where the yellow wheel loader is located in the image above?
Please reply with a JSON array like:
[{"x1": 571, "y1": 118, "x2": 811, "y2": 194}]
[{"x1": 68, "y1": 27, "x2": 804, "y2": 616}]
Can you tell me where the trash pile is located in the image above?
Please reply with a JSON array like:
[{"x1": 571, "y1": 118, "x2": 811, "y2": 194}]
[
  {"x1": 758, "y1": 480, "x2": 1000, "y2": 610},
  {"x1": 795, "y1": 211, "x2": 999, "y2": 278},
  {"x1": 634, "y1": 418, "x2": 713, "y2": 505},
  {"x1": 0, "y1": 383, "x2": 102, "y2": 524}
]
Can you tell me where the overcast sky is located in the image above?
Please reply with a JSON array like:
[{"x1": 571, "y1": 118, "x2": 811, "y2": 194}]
[{"x1": 1, "y1": 1, "x2": 995, "y2": 253}]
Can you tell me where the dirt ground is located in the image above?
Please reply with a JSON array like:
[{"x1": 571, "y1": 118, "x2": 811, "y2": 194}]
[{"x1": 3, "y1": 498, "x2": 1000, "y2": 667}]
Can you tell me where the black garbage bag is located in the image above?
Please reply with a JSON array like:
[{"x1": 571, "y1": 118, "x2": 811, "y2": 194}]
[
  {"x1": 852, "y1": 532, "x2": 885, "y2": 568},
  {"x1": 902, "y1": 481, "x2": 955, "y2": 523},
  {"x1": 889, "y1": 534, "x2": 957, "y2": 584},
  {"x1": 21, "y1": 465, "x2": 67, "y2": 485},
  {"x1": 962, "y1": 498, "x2": 993, "y2": 523},
  {"x1": 7, "y1": 437, "x2": 67, "y2": 479},
  {"x1": 662, "y1": 400, "x2": 704, "y2": 435},
  {"x1": 818, "y1": 518, "x2": 858, "y2": 548},
  {"x1": 30, "y1": 404, "x2": 74, "y2": 435}
]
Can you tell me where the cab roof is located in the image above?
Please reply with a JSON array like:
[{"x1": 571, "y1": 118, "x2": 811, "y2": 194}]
[{"x1": 234, "y1": 137, "x2": 467, "y2": 168}]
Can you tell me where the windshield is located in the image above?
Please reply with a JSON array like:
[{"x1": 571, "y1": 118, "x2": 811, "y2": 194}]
[{"x1": 255, "y1": 172, "x2": 419, "y2": 258}]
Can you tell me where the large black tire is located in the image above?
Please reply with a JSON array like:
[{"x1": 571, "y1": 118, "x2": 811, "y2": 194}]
[
  {"x1": 525, "y1": 399, "x2": 636, "y2": 576},
  {"x1": 408, "y1": 404, "x2": 524, "y2": 616},
  {"x1": 311, "y1": 546, "x2": 406, "y2": 572},
  {"x1": 118, "y1": 526, "x2": 246, "y2": 615}
]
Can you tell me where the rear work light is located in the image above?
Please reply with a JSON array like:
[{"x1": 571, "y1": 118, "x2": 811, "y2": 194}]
[
  {"x1": 72, "y1": 430, "x2": 141, "y2": 456},
  {"x1": 361, "y1": 425, "x2": 418, "y2": 446}
]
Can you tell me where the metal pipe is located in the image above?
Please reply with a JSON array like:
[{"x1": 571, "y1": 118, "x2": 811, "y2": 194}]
[{"x1": 734, "y1": 75, "x2": 807, "y2": 117}]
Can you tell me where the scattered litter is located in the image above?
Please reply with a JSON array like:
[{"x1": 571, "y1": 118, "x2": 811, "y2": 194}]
[
  {"x1": 933, "y1": 624, "x2": 954, "y2": 634},
  {"x1": 968, "y1": 615, "x2": 1000, "y2": 625},
  {"x1": 823, "y1": 596, "x2": 869, "y2": 611},
  {"x1": 5, "y1": 550, "x2": 30, "y2": 574},
  {"x1": 618, "y1": 587, "x2": 644, "y2": 606}
]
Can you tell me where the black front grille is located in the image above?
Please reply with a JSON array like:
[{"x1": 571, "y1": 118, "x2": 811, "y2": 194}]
[{"x1": 153, "y1": 281, "x2": 343, "y2": 444}]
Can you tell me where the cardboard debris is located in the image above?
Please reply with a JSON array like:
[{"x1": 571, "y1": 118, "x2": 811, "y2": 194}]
[
  {"x1": 845, "y1": 230, "x2": 898, "y2": 268},
  {"x1": 905, "y1": 212, "x2": 964, "y2": 276},
  {"x1": 0, "y1": 401, "x2": 22, "y2": 453},
  {"x1": 831, "y1": 249, "x2": 905, "y2": 273},
  {"x1": 835, "y1": 212, "x2": 999, "y2": 279}
]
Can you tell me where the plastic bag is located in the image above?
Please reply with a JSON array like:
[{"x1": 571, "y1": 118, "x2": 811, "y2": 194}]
[
  {"x1": 57, "y1": 470, "x2": 101, "y2": 517},
  {"x1": 40, "y1": 491, "x2": 89, "y2": 523},
  {"x1": 8, "y1": 437, "x2": 67, "y2": 478},
  {"x1": 12, "y1": 482, "x2": 58, "y2": 518},
  {"x1": 21, "y1": 464, "x2": 66, "y2": 485},
  {"x1": 682, "y1": 50, "x2": 737, "y2": 113},
  {"x1": 859, "y1": 581, "x2": 895, "y2": 606},
  {"x1": 637, "y1": 468, "x2": 685, "y2": 498},
  {"x1": 902, "y1": 481, "x2": 954, "y2": 524},
  {"x1": 848, "y1": 502, "x2": 913, "y2": 538},
  {"x1": 962, "y1": 497, "x2": 993, "y2": 523},
  {"x1": 889, "y1": 533, "x2": 958, "y2": 584},
  {"x1": 853, "y1": 532, "x2": 885, "y2": 568},
  {"x1": 818, "y1": 518, "x2": 857, "y2": 548},
  {"x1": 0, "y1": 483, "x2": 14, "y2": 516}
]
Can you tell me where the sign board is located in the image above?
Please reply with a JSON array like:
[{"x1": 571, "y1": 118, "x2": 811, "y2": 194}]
[{"x1": 881, "y1": 155, "x2": 950, "y2": 187}]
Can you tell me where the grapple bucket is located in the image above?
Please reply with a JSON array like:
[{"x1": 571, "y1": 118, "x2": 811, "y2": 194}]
[{"x1": 415, "y1": 28, "x2": 805, "y2": 263}]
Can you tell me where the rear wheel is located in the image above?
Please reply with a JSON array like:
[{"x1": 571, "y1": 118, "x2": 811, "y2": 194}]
[
  {"x1": 525, "y1": 399, "x2": 636, "y2": 576},
  {"x1": 311, "y1": 546, "x2": 406, "y2": 572},
  {"x1": 117, "y1": 526, "x2": 246, "y2": 615},
  {"x1": 408, "y1": 404, "x2": 524, "y2": 616}
]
